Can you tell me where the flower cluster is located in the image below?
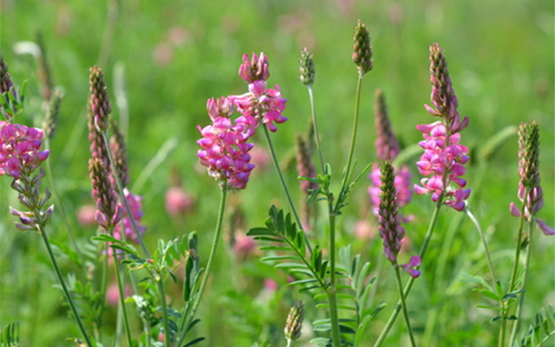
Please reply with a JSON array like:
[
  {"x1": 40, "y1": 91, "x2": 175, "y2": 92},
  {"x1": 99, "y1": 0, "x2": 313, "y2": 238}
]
[
  {"x1": 414, "y1": 43, "x2": 470, "y2": 211},
  {"x1": 197, "y1": 97, "x2": 255, "y2": 190},
  {"x1": 0, "y1": 121, "x2": 50, "y2": 179},
  {"x1": 197, "y1": 53, "x2": 287, "y2": 190},
  {"x1": 509, "y1": 121, "x2": 553, "y2": 235}
]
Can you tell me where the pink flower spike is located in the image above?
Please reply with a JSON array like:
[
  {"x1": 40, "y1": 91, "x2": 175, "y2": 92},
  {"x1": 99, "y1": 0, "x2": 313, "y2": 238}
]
[
  {"x1": 536, "y1": 219, "x2": 554, "y2": 236},
  {"x1": 239, "y1": 52, "x2": 269, "y2": 83}
]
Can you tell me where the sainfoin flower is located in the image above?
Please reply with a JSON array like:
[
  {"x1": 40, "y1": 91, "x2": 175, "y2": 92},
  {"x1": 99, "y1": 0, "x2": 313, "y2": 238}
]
[
  {"x1": 509, "y1": 121, "x2": 553, "y2": 235},
  {"x1": 197, "y1": 97, "x2": 255, "y2": 190},
  {"x1": 0, "y1": 121, "x2": 50, "y2": 178},
  {"x1": 414, "y1": 43, "x2": 470, "y2": 211},
  {"x1": 378, "y1": 161, "x2": 420, "y2": 278},
  {"x1": 114, "y1": 188, "x2": 147, "y2": 243}
]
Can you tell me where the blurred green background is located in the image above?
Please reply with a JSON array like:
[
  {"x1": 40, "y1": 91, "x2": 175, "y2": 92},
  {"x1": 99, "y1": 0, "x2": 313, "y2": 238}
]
[{"x1": 0, "y1": 0, "x2": 553, "y2": 346}]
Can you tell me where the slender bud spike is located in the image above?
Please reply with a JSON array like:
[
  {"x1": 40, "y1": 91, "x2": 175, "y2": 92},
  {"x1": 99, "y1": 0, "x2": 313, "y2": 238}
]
[
  {"x1": 374, "y1": 89, "x2": 400, "y2": 161},
  {"x1": 36, "y1": 32, "x2": 54, "y2": 101},
  {"x1": 0, "y1": 53, "x2": 17, "y2": 119},
  {"x1": 518, "y1": 121, "x2": 540, "y2": 189},
  {"x1": 88, "y1": 66, "x2": 111, "y2": 132},
  {"x1": 378, "y1": 161, "x2": 405, "y2": 263},
  {"x1": 352, "y1": 20, "x2": 373, "y2": 76},
  {"x1": 295, "y1": 134, "x2": 317, "y2": 193},
  {"x1": 43, "y1": 88, "x2": 63, "y2": 139},
  {"x1": 284, "y1": 300, "x2": 304, "y2": 343},
  {"x1": 110, "y1": 118, "x2": 130, "y2": 187},
  {"x1": 299, "y1": 48, "x2": 315, "y2": 86}
]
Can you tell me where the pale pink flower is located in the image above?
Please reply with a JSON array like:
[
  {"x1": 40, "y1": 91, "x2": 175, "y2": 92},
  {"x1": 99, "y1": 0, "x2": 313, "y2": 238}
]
[
  {"x1": 114, "y1": 188, "x2": 146, "y2": 243},
  {"x1": 165, "y1": 186, "x2": 194, "y2": 216},
  {"x1": 77, "y1": 204, "x2": 97, "y2": 227}
]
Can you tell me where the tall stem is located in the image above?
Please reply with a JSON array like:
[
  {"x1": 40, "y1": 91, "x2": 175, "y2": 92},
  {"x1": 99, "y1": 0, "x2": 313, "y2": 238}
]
[
  {"x1": 156, "y1": 277, "x2": 171, "y2": 347},
  {"x1": 37, "y1": 224, "x2": 95, "y2": 347},
  {"x1": 373, "y1": 195, "x2": 444, "y2": 347},
  {"x1": 466, "y1": 209, "x2": 498, "y2": 283},
  {"x1": 394, "y1": 265, "x2": 418, "y2": 347},
  {"x1": 327, "y1": 213, "x2": 341, "y2": 347},
  {"x1": 337, "y1": 75, "x2": 363, "y2": 198},
  {"x1": 508, "y1": 218, "x2": 535, "y2": 346},
  {"x1": 176, "y1": 188, "x2": 228, "y2": 346},
  {"x1": 112, "y1": 244, "x2": 133, "y2": 347},
  {"x1": 307, "y1": 86, "x2": 325, "y2": 173},
  {"x1": 262, "y1": 124, "x2": 312, "y2": 253}
]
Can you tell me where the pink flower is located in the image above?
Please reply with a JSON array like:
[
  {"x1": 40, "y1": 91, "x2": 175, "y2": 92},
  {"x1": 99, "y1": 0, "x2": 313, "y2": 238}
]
[
  {"x1": 77, "y1": 204, "x2": 97, "y2": 227},
  {"x1": 238, "y1": 52, "x2": 269, "y2": 83},
  {"x1": 233, "y1": 233, "x2": 256, "y2": 259},
  {"x1": 415, "y1": 44, "x2": 470, "y2": 211},
  {"x1": 400, "y1": 255, "x2": 421, "y2": 278},
  {"x1": 114, "y1": 188, "x2": 147, "y2": 243},
  {"x1": 197, "y1": 97, "x2": 255, "y2": 190},
  {"x1": 165, "y1": 186, "x2": 194, "y2": 216},
  {"x1": 0, "y1": 121, "x2": 49, "y2": 178},
  {"x1": 232, "y1": 53, "x2": 288, "y2": 133}
]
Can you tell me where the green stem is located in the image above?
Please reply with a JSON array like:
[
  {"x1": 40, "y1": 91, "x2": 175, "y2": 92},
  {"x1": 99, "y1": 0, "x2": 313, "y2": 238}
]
[
  {"x1": 508, "y1": 218, "x2": 535, "y2": 346},
  {"x1": 101, "y1": 132, "x2": 150, "y2": 258},
  {"x1": 394, "y1": 265, "x2": 418, "y2": 347},
  {"x1": 37, "y1": 224, "x2": 95, "y2": 347},
  {"x1": 262, "y1": 124, "x2": 312, "y2": 253},
  {"x1": 156, "y1": 276, "x2": 171, "y2": 347},
  {"x1": 337, "y1": 75, "x2": 363, "y2": 200},
  {"x1": 373, "y1": 195, "x2": 444, "y2": 347},
  {"x1": 112, "y1": 243, "x2": 133, "y2": 347},
  {"x1": 44, "y1": 137, "x2": 82, "y2": 258},
  {"x1": 327, "y1": 214, "x2": 341, "y2": 347},
  {"x1": 307, "y1": 86, "x2": 325, "y2": 174},
  {"x1": 176, "y1": 188, "x2": 228, "y2": 346},
  {"x1": 503, "y1": 189, "x2": 529, "y2": 346}
]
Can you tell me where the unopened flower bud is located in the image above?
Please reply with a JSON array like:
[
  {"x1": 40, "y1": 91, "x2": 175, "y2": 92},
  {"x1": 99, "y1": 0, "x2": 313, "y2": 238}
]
[
  {"x1": 299, "y1": 48, "x2": 315, "y2": 86},
  {"x1": 352, "y1": 20, "x2": 372, "y2": 75},
  {"x1": 284, "y1": 300, "x2": 304, "y2": 343}
]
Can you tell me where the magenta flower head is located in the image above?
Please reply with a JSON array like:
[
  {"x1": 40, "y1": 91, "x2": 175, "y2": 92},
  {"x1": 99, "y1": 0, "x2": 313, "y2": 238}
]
[
  {"x1": 238, "y1": 52, "x2": 269, "y2": 83},
  {"x1": 197, "y1": 96, "x2": 255, "y2": 190},
  {"x1": 368, "y1": 90, "x2": 412, "y2": 218},
  {"x1": 414, "y1": 43, "x2": 470, "y2": 211},
  {"x1": 509, "y1": 121, "x2": 553, "y2": 235},
  {"x1": 232, "y1": 53, "x2": 288, "y2": 133},
  {"x1": 0, "y1": 121, "x2": 50, "y2": 179}
]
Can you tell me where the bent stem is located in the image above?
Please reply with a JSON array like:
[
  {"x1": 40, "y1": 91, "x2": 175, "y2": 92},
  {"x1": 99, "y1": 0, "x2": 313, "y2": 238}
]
[
  {"x1": 508, "y1": 218, "x2": 535, "y2": 346},
  {"x1": 37, "y1": 223, "x2": 95, "y2": 347},
  {"x1": 306, "y1": 86, "x2": 325, "y2": 173},
  {"x1": 176, "y1": 187, "x2": 228, "y2": 346},
  {"x1": 262, "y1": 124, "x2": 312, "y2": 253},
  {"x1": 373, "y1": 195, "x2": 444, "y2": 347},
  {"x1": 394, "y1": 265, "x2": 418, "y2": 347},
  {"x1": 502, "y1": 188, "x2": 529, "y2": 346}
]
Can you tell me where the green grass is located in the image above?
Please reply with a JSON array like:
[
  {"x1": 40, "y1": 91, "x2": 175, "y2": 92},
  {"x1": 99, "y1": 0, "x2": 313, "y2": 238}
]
[{"x1": 0, "y1": 0, "x2": 553, "y2": 346}]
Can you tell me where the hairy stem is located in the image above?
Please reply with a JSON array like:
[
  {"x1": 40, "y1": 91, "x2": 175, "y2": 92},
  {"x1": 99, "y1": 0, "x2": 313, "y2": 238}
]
[{"x1": 394, "y1": 265, "x2": 418, "y2": 347}]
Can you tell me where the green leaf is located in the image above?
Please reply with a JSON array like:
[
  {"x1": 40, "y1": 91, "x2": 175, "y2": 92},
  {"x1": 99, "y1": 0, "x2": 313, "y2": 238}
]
[
  {"x1": 477, "y1": 289, "x2": 500, "y2": 302},
  {"x1": 286, "y1": 279, "x2": 319, "y2": 287},
  {"x1": 339, "y1": 324, "x2": 356, "y2": 334},
  {"x1": 460, "y1": 273, "x2": 493, "y2": 292},
  {"x1": 261, "y1": 255, "x2": 298, "y2": 262},
  {"x1": 183, "y1": 337, "x2": 206, "y2": 347}
]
